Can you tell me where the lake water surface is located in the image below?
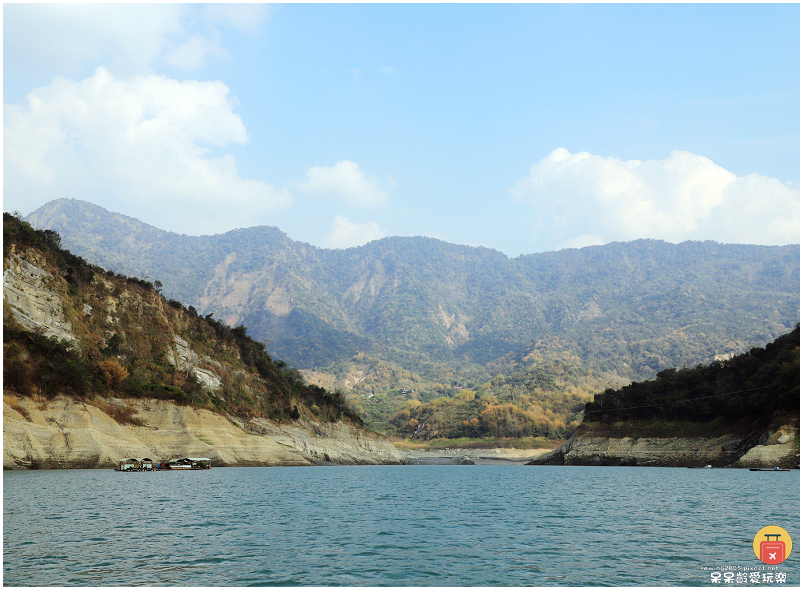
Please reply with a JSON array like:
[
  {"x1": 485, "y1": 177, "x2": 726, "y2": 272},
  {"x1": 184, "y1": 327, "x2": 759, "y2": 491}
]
[{"x1": 3, "y1": 465, "x2": 798, "y2": 586}]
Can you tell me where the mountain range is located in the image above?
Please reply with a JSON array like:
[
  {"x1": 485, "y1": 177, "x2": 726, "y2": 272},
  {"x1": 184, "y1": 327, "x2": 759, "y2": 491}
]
[{"x1": 25, "y1": 198, "x2": 800, "y2": 436}]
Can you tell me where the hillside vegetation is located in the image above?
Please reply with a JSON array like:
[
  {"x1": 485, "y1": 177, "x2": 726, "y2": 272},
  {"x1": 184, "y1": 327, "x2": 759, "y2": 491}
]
[
  {"x1": 583, "y1": 324, "x2": 800, "y2": 435},
  {"x1": 3, "y1": 213, "x2": 359, "y2": 426},
  {"x1": 526, "y1": 325, "x2": 800, "y2": 468},
  {"x1": 24, "y1": 199, "x2": 800, "y2": 438}
]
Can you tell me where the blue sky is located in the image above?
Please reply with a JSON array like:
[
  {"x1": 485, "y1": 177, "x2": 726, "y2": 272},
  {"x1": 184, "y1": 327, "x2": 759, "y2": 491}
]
[{"x1": 4, "y1": 3, "x2": 800, "y2": 256}]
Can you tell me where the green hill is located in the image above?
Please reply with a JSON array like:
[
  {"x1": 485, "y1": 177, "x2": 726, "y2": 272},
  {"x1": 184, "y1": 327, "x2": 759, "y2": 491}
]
[
  {"x1": 528, "y1": 326, "x2": 800, "y2": 467},
  {"x1": 583, "y1": 324, "x2": 800, "y2": 434}
]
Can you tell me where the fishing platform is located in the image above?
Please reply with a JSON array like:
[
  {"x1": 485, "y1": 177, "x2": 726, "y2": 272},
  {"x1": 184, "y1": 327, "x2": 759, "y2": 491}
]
[{"x1": 114, "y1": 457, "x2": 212, "y2": 471}]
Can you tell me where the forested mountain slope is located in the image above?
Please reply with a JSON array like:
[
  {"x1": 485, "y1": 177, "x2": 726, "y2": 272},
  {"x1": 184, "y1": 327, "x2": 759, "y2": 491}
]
[
  {"x1": 3, "y1": 213, "x2": 403, "y2": 467},
  {"x1": 4, "y1": 212, "x2": 356, "y2": 423},
  {"x1": 584, "y1": 324, "x2": 800, "y2": 430},
  {"x1": 26, "y1": 198, "x2": 800, "y2": 437},
  {"x1": 530, "y1": 325, "x2": 800, "y2": 467}
]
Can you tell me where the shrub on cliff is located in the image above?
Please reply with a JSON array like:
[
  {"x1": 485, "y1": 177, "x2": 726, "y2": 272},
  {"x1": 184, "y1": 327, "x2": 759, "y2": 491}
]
[
  {"x1": 97, "y1": 358, "x2": 129, "y2": 391},
  {"x1": 3, "y1": 324, "x2": 97, "y2": 398}
]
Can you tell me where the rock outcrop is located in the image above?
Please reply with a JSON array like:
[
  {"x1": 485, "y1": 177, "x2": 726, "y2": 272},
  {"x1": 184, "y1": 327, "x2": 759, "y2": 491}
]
[
  {"x1": 528, "y1": 421, "x2": 799, "y2": 468},
  {"x1": 729, "y1": 425, "x2": 798, "y2": 469},
  {"x1": 167, "y1": 335, "x2": 223, "y2": 392},
  {"x1": 3, "y1": 395, "x2": 405, "y2": 469},
  {"x1": 3, "y1": 253, "x2": 76, "y2": 342}
]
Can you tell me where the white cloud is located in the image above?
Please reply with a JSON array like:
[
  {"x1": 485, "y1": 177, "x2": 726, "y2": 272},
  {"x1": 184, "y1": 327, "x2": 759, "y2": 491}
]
[
  {"x1": 203, "y1": 4, "x2": 271, "y2": 36},
  {"x1": 4, "y1": 4, "x2": 183, "y2": 77},
  {"x1": 4, "y1": 68, "x2": 290, "y2": 234},
  {"x1": 295, "y1": 161, "x2": 391, "y2": 207},
  {"x1": 163, "y1": 34, "x2": 228, "y2": 71},
  {"x1": 511, "y1": 148, "x2": 800, "y2": 248},
  {"x1": 160, "y1": 5, "x2": 270, "y2": 70},
  {"x1": 3, "y1": 4, "x2": 267, "y2": 77},
  {"x1": 323, "y1": 216, "x2": 386, "y2": 249}
]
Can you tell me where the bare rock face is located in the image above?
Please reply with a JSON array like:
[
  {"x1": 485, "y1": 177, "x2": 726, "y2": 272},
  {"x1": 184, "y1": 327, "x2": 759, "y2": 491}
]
[
  {"x1": 530, "y1": 434, "x2": 753, "y2": 467},
  {"x1": 577, "y1": 300, "x2": 603, "y2": 322},
  {"x1": 3, "y1": 396, "x2": 406, "y2": 469},
  {"x1": 729, "y1": 426, "x2": 798, "y2": 469},
  {"x1": 243, "y1": 417, "x2": 408, "y2": 466},
  {"x1": 169, "y1": 336, "x2": 223, "y2": 392},
  {"x1": 3, "y1": 253, "x2": 76, "y2": 342},
  {"x1": 528, "y1": 422, "x2": 799, "y2": 469}
]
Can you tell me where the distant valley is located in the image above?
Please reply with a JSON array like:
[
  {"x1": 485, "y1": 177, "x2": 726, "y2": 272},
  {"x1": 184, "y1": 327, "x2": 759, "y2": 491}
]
[{"x1": 26, "y1": 198, "x2": 800, "y2": 437}]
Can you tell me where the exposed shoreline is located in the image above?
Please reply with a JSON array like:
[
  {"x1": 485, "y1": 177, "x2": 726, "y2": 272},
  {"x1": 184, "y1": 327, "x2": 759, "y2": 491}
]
[
  {"x1": 526, "y1": 422, "x2": 799, "y2": 469},
  {"x1": 8, "y1": 393, "x2": 797, "y2": 470},
  {"x1": 401, "y1": 447, "x2": 552, "y2": 465},
  {"x1": 3, "y1": 395, "x2": 406, "y2": 470}
]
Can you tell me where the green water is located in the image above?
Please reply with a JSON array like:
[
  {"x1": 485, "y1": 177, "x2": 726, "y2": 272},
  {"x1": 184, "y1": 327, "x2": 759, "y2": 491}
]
[{"x1": 3, "y1": 465, "x2": 798, "y2": 586}]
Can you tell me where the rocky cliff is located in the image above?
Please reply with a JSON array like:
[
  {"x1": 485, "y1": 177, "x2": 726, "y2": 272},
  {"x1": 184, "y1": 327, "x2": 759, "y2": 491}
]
[
  {"x1": 3, "y1": 213, "x2": 404, "y2": 469},
  {"x1": 3, "y1": 395, "x2": 404, "y2": 469},
  {"x1": 528, "y1": 420, "x2": 799, "y2": 468}
]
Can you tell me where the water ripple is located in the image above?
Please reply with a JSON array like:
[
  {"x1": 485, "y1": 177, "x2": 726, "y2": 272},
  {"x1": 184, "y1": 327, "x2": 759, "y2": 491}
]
[{"x1": 4, "y1": 466, "x2": 798, "y2": 586}]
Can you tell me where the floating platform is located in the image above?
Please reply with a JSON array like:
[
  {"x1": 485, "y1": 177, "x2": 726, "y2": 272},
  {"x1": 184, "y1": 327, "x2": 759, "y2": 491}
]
[{"x1": 115, "y1": 457, "x2": 211, "y2": 471}]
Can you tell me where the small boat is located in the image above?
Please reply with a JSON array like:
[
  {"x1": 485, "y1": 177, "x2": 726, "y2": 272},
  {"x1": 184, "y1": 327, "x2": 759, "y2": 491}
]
[{"x1": 749, "y1": 467, "x2": 790, "y2": 472}]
